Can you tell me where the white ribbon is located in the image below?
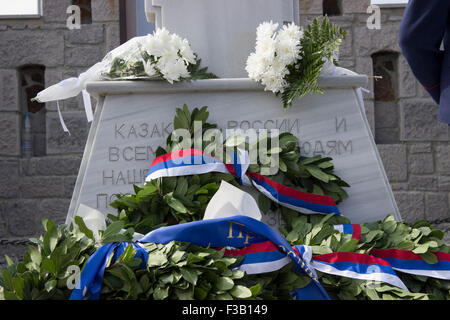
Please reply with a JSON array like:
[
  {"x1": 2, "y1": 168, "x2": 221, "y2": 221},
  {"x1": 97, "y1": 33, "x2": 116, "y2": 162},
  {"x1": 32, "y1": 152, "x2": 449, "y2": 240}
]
[
  {"x1": 57, "y1": 101, "x2": 70, "y2": 136},
  {"x1": 203, "y1": 180, "x2": 262, "y2": 221},
  {"x1": 82, "y1": 89, "x2": 94, "y2": 122}
]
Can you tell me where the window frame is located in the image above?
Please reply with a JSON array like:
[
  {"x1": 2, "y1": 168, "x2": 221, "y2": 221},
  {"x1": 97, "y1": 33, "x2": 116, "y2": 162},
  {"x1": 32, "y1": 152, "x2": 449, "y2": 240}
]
[
  {"x1": 0, "y1": 0, "x2": 42, "y2": 19},
  {"x1": 371, "y1": 0, "x2": 408, "y2": 7}
]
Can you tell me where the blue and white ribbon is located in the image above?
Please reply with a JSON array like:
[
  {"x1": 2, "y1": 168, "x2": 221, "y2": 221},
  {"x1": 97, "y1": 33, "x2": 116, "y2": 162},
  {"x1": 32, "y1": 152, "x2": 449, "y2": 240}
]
[{"x1": 145, "y1": 149, "x2": 341, "y2": 215}]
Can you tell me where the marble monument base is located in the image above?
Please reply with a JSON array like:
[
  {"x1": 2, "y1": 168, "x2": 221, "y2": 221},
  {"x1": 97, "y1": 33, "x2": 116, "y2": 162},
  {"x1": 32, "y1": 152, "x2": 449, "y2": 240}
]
[{"x1": 66, "y1": 76, "x2": 401, "y2": 228}]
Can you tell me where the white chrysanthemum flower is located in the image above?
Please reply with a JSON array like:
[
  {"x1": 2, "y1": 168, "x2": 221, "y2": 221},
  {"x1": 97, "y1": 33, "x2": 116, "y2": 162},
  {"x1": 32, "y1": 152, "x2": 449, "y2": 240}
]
[
  {"x1": 270, "y1": 56, "x2": 289, "y2": 76},
  {"x1": 247, "y1": 21, "x2": 303, "y2": 94},
  {"x1": 144, "y1": 34, "x2": 171, "y2": 58},
  {"x1": 256, "y1": 21, "x2": 279, "y2": 42},
  {"x1": 153, "y1": 27, "x2": 172, "y2": 44},
  {"x1": 179, "y1": 39, "x2": 196, "y2": 65},
  {"x1": 279, "y1": 23, "x2": 303, "y2": 43},
  {"x1": 260, "y1": 67, "x2": 287, "y2": 94},
  {"x1": 160, "y1": 46, "x2": 178, "y2": 62},
  {"x1": 255, "y1": 36, "x2": 276, "y2": 61},
  {"x1": 276, "y1": 37, "x2": 300, "y2": 66},
  {"x1": 143, "y1": 60, "x2": 157, "y2": 77},
  {"x1": 170, "y1": 33, "x2": 184, "y2": 51},
  {"x1": 245, "y1": 52, "x2": 268, "y2": 81},
  {"x1": 158, "y1": 58, "x2": 189, "y2": 84}
]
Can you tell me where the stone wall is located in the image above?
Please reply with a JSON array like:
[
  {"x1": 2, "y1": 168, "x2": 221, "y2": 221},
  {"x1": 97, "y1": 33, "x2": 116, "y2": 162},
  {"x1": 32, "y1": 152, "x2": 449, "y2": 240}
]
[
  {"x1": 300, "y1": 0, "x2": 450, "y2": 242},
  {"x1": 0, "y1": 0, "x2": 120, "y2": 266}
]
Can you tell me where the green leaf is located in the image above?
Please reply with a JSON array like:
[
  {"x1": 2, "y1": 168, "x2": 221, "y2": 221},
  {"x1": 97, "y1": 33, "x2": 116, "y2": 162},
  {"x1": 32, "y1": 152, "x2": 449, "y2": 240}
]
[
  {"x1": 175, "y1": 178, "x2": 189, "y2": 196},
  {"x1": 137, "y1": 185, "x2": 157, "y2": 198},
  {"x1": 258, "y1": 194, "x2": 272, "y2": 214},
  {"x1": 1, "y1": 269, "x2": 13, "y2": 291},
  {"x1": 225, "y1": 135, "x2": 245, "y2": 147},
  {"x1": 249, "y1": 283, "x2": 262, "y2": 297},
  {"x1": 102, "y1": 221, "x2": 125, "y2": 240},
  {"x1": 412, "y1": 244, "x2": 429, "y2": 254},
  {"x1": 216, "y1": 277, "x2": 234, "y2": 291},
  {"x1": 419, "y1": 252, "x2": 438, "y2": 264},
  {"x1": 147, "y1": 250, "x2": 168, "y2": 267},
  {"x1": 12, "y1": 278, "x2": 24, "y2": 299},
  {"x1": 153, "y1": 286, "x2": 170, "y2": 300},
  {"x1": 28, "y1": 246, "x2": 41, "y2": 268},
  {"x1": 396, "y1": 240, "x2": 415, "y2": 251},
  {"x1": 180, "y1": 268, "x2": 198, "y2": 285},
  {"x1": 229, "y1": 285, "x2": 252, "y2": 299},
  {"x1": 74, "y1": 216, "x2": 95, "y2": 241},
  {"x1": 4, "y1": 255, "x2": 14, "y2": 267},
  {"x1": 337, "y1": 239, "x2": 358, "y2": 252},
  {"x1": 42, "y1": 258, "x2": 56, "y2": 275},
  {"x1": 305, "y1": 166, "x2": 329, "y2": 183},
  {"x1": 175, "y1": 288, "x2": 194, "y2": 300},
  {"x1": 165, "y1": 195, "x2": 188, "y2": 213}
]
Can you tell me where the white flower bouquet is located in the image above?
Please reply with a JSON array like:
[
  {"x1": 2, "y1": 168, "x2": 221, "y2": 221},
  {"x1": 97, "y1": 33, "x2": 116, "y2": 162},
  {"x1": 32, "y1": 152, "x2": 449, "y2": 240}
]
[
  {"x1": 246, "y1": 17, "x2": 347, "y2": 109},
  {"x1": 34, "y1": 28, "x2": 215, "y2": 104},
  {"x1": 105, "y1": 28, "x2": 216, "y2": 83}
]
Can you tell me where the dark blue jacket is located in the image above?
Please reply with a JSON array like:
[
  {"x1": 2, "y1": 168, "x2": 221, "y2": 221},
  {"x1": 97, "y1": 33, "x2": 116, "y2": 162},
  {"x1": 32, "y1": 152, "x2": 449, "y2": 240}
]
[{"x1": 399, "y1": 0, "x2": 450, "y2": 123}]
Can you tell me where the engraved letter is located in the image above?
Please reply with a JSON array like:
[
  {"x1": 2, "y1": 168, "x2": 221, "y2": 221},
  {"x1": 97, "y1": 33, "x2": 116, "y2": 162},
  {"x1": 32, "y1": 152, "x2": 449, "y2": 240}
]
[
  {"x1": 115, "y1": 124, "x2": 125, "y2": 139},
  {"x1": 103, "y1": 170, "x2": 114, "y2": 185},
  {"x1": 335, "y1": 117, "x2": 347, "y2": 133},
  {"x1": 96, "y1": 194, "x2": 108, "y2": 208},
  {"x1": 109, "y1": 147, "x2": 120, "y2": 161}
]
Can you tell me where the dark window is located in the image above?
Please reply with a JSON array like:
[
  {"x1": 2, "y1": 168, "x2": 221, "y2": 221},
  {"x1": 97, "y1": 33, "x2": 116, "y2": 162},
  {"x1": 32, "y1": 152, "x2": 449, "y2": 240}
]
[
  {"x1": 323, "y1": 0, "x2": 342, "y2": 16},
  {"x1": 19, "y1": 65, "x2": 46, "y2": 157},
  {"x1": 372, "y1": 52, "x2": 400, "y2": 144},
  {"x1": 73, "y1": 0, "x2": 92, "y2": 24}
]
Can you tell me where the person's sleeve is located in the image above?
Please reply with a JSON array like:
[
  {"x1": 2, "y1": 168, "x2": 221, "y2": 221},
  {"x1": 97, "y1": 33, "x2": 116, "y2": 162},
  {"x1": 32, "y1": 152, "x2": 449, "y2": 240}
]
[{"x1": 399, "y1": 0, "x2": 450, "y2": 104}]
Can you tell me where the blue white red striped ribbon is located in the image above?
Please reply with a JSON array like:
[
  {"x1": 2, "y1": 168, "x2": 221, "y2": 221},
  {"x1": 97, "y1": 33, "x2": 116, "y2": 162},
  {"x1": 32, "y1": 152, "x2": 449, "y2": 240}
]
[
  {"x1": 145, "y1": 149, "x2": 341, "y2": 215},
  {"x1": 222, "y1": 242, "x2": 408, "y2": 291},
  {"x1": 306, "y1": 249, "x2": 408, "y2": 291},
  {"x1": 223, "y1": 241, "x2": 291, "y2": 275},
  {"x1": 333, "y1": 224, "x2": 362, "y2": 241},
  {"x1": 371, "y1": 249, "x2": 450, "y2": 280},
  {"x1": 224, "y1": 241, "x2": 450, "y2": 291}
]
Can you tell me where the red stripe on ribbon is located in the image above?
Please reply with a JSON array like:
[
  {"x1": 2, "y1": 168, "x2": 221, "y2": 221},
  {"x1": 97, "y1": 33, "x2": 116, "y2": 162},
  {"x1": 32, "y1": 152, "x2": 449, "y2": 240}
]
[
  {"x1": 352, "y1": 224, "x2": 361, "y2": 240},
  {"x1": 151, "y1": 149, "x2": 218, "y2": 166},
  {"x1": 371, "y1": 248, "x2": 450, "y2": 262},
  {"x1": 223, "y1": 241, "x2": 279, "y2": 256},
  {"x1": 313, "y1": 252, "x2": 392, "y2": 267}
]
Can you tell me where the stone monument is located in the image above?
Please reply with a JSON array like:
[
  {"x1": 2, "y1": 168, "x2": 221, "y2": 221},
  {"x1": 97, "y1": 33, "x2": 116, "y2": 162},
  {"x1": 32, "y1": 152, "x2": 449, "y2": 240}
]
[{"x1": 66, "y1": 0, "x2": 401, "y2": 227}]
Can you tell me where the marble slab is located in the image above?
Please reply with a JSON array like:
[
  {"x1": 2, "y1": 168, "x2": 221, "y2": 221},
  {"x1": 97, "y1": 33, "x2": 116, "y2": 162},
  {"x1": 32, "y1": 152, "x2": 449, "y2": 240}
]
[
  {"x1": 144, "y1": 0, "x2": 298, "y2": 78},
  {"x1": 66, "y1": 76, "x2": 401, "y2": 227}
]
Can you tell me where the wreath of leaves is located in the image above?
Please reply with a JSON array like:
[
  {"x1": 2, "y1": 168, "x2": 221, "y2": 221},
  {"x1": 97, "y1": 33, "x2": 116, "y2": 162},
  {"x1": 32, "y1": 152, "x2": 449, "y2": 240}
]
[{"x1": 1, "y1": 106, "x2": 450, "y2": 300}]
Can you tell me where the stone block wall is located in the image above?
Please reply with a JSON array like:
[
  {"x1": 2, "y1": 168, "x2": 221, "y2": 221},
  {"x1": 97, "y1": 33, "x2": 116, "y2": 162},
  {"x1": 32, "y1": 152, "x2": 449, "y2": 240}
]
[
  {"x1": 0, "y1": 0, "x2": 120, "y2": 266},
  {"x1": 300, "y1": 0, "x2": 450, "y2": 242}
]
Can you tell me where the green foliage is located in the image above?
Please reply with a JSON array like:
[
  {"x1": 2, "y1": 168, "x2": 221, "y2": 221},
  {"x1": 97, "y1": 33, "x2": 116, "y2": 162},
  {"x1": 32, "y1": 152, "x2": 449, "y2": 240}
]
[
  {"x1": 281, "y1": 16, "x2": 347, "y2": 109},
  {"x1": 0, "y1": 222, "x2": 96, "y2": 300},
  {"x1": 109, "y1": 105, "x2": 349, "y2": 234},
  {"x1": 101, "y1": 242, "x2": 250, "y2": 300},
  {"x1": 2, "y1": 105, "x2": 450, "y2": 301},
  {"x1": 279, "y1": 213, "x2": 450, "y2": 300}
]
